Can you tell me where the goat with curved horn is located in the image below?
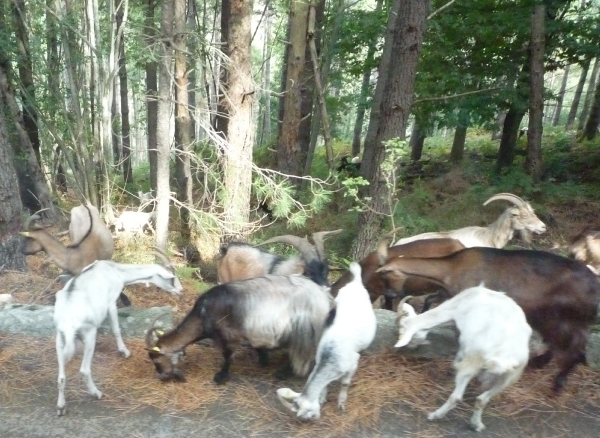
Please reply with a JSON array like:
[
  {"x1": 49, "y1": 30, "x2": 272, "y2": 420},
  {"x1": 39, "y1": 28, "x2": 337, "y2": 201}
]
[
  {"x1": 312, "y1": 229, "x2": 343, "y2": 261},
  {"x1": 258, "y1": 235, "x2": 320, "y2": 263},
  {"x1": 483, "y1": 192, "x2": 525, "y2": 207}
]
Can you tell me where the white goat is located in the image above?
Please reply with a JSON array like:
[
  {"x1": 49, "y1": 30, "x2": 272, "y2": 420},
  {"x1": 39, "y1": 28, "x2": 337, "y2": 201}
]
[
  {"x1": 395, "y1": 286, "x2": 532, "y2": 432},
  {"x1": 54, "y1": 259, "x2": 182, "y2": 416},
  {"x1": 114, "y1": 210, "x2": 157, "y2": 234},
  {"x1": 567, "y1": 230, "x2": 600, "y2": 276},
  {"x1": 277, "y1": 262, "x2": 376, "y2": 421},
  {"x1": 394, "y1": 193, "x2": 546, "y2": 248}
]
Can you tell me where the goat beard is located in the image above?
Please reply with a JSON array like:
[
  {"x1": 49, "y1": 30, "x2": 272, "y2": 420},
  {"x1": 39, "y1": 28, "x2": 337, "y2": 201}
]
[{"x1": 519, "y1": 229, "x2": 532, "y2": 244}]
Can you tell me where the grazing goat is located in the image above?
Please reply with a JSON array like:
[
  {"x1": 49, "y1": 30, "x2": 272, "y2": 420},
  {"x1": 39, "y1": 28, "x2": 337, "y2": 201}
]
[
  {"x1": 217, "y1": 230, "x2": 342, "y2": 287},
  {"x1": 395, "y1": 287, "x2": 531, "y2": 432},
  {"x1": 54, "y1": 252, "x2": 183, "y2": 416},
  {"x1": 114, "y1": 210, "x2": 157, "y2": 235},
  {"x1": 277, "y1": 262, "x2": 376, "y2": 421},
  {"x1": 394, "y1": 193, "x2": 546, "y2": 248},
  {"x1": 146, "y1": 274, "x2": 333, "y2": 384},
  {"x1": 377, "y1": 247, "x2": 600, "y2": 392},
  {"x1": 336, "y1": 156, "x2": 362, "y2": 176},
  {"x1": 567, "y1": 230, "x2": 600, "y2": 275},
  {"x1": 330, "y1": 238, "x2": 465, "y2": 310}
]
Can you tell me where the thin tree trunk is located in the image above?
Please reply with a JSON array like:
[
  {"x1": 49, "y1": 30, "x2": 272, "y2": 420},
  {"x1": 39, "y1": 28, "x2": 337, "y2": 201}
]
[
  {"x1": 566, "y1": 58, "x2": 590, "y2": 130},
  {"x1": 526, "y1": 3, "x2": 544, "y2": 181},
  {"x1": 213, "y1": 0, "x2": 230, "y2": 139},
  {"x1": 552, "y1": 65, "x2": 569, "y2": 126},
  {"x1": 0, "y1": 105, "x2": 26, "y2": 271},
  {"x1": 351, "y1": 0, "x2": 429, "y2": 259},
  {"x1": 112, "y1": 81, "x2": 122, "y2": 172},
  {"x1": 155, "y1": 0, "x2": 174, "y2": 251},
  {"x1": 260, "y1": 3, "x2": 272, "y2": 146},
  {"x1": 583, "y1": 71, "x2": 600, "y2": 140},
  {"x1": 145, "y1": 0, "x2": 158, "y2": 192},
  {"x1": 450, "y1": 125, "x2": 467, "y2": 163},
  {"x1": 116, "y1": 0, "x2": 132, "y2": 184},
  {"x1": 578, "y1": 58, "x2": 599, "y2": 132},
  {"x1": 11, "y1": 0, "x2": 41, "y2": 166},
  {"x1": 277, "y1": 0, "x2": 310, "y2": 176},
  {"x1": 220, "y1": 0, "x2": 254, "y2": 242},
  {"x1": 409, "y1": 121, "x2": 426, "y2": 161},
  {"x1": 174, "y1": 0, "x2": 193, "y2": 238}
]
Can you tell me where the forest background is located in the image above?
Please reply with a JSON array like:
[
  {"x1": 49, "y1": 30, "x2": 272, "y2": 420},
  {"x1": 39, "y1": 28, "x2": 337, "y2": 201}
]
[{"x1": 1, "y1": 0, "x2": 600, "y2": 275}]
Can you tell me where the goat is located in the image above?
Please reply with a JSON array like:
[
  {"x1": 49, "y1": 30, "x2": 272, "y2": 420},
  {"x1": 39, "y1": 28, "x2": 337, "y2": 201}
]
[
  {"x1": 114, "y1": 210, "x2": 157, "y2": 235},
  {"x1": 277, "y1": 262, "x2": 376, "y2": 421},
  {"x1": 377, "y1": 246, "x2": 600, "y2": 392},
  {"x1": 19, "y1": 206, "x2": 131, "y2": 306},
  {"x1": 395, "y1": 286, "x2": 532, "y2": 432},
  {"x1": 217, "y1": 230, "x2": 342, "y2": 287},
  {"x1": 330, "y1": 238, "x2": 465, "y2": 311},
  {"x1": 336, "y1": 155, "x2": 362, "y2": 176},
  {"x1": 394, "y1": 193, "x2": 546, "y2": 248},
  {"x1": 54, "y1": 251, "x2": 183, "y2": 416},
  {"x1": 145, "y1": 274, "x2": 333, "y2": 384},
  {"x1": 567, "y1": 230, "x2": 600, "y2": 275}
]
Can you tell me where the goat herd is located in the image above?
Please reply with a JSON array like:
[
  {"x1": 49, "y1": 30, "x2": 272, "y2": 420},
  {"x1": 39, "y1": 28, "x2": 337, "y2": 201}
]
[{"x1": 17, "y1": 192, "x2": 600, "y2": 432}]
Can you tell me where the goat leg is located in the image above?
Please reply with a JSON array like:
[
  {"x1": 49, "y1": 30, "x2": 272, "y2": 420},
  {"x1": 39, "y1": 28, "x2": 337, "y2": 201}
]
[
  {"x1": 119, "y1": 292, "x2": 131, "y2": 307},
  {"x1": 256, "y1": 348, "x2": 269, "y2": 367},
  {"x1": 214, "y1": 342, "x2": 234, "y2": 385}
]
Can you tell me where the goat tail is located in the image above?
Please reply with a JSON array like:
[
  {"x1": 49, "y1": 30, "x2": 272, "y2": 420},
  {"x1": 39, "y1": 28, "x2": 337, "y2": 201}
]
[
  {"x1": 288, "y1": 312, "x2": 325, "y2": 377},
  {"x1": 348, "y1": 262, "x2": 362, "y2": 281}
]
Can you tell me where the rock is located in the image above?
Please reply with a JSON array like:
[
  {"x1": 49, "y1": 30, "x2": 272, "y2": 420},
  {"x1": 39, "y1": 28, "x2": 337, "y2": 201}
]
[
  {"x1": 587, "y1": 326, "x2": 600, "y2": 370},
  {"x1": 0, "y1": 304, "x2": 175, "y2": 338}
]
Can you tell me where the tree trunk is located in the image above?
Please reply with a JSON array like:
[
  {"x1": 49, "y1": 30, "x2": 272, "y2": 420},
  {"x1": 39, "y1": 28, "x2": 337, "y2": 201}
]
[
  {"x1": 276, "y1": 0, "x2": 310, "y2": 176},
  {"x1": 220, "y1": 0, "x2": 254, "y2": 242},
  {"x1": 213, "y1": 0, "x2": 230, "y2": 139},
  {"x1": 145, "y1": 0, "x2": 158, "y2": 192},
  {"x1": 259, "y1": 3, "x2": 272, "y2": 146},
  {"x1": 525, "y1": 4, "x2": 544, "y2": 181},
  {"x1": 11, "y1": 0, "x2": 41, "y2": 166},
  {"x1": 578, "y1": 58, "x2": 599, "y2": 132},
  {"x1": 552, "y1": 65, "x2": 569, "y2": 126},
  {"x1": 112, "y1": 81, "x2": 122, "y2": 172},
  {"x1": 583, "y1": 70, "x2": 600, "y2": 140},
  {"x1": 351, "y1": 0, "x2": 384, "y2": 157},
  {"x1": 174, "y1": 0, "x2": 193, "y2": 238},
  {"x1": 450, "y1": 125, "x2": 467, "y2": 163},
  {"x1": 351, "y1": 0, "x2": 428, "y2": 259},
  {"x1": 155, "y1": 0, "x2": 174, "y2": 251},
  {"x1": 409, "y1": 122, "x2": 426, "y2": 161},
  {"x1": 0, "y1": 105, "x2": 26, "y2": 272},
  {"x1": 566, "y1": 58, "x2": 590, "y2": 130},
  {"x1": 116, "y1": 0, "x2": 133, "y2": 184},
  {"x1": 496, "y1": 108, "x2": 525, "y2": 171}
]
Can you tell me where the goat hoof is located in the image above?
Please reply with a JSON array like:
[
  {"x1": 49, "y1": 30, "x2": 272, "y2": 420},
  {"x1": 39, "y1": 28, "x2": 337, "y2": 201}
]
[
  {"x1": 470, "y1": 421, "x2": 485, "y2": 432},
  {"x1": 119, "y1": 349, "x2": 131, "y2": 358},
  {"x1": 213, "y1": 372, "x2": 230, "y2": 385},
  {"x1": 57, "y1": 406, "x2": 66, "y2": 417},
  {"x1": 427, "y1": 411, "x2": 442, "y2": 421}
]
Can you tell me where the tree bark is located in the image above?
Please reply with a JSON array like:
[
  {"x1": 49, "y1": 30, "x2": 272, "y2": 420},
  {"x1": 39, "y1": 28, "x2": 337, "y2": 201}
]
[
  {"x1": 351, "y1": 0, "x2": 384, "y2": 157},
  {"x1": 552, "y1": 64, "x2": 569, "y2": 126},
  {"x1": 11, "y1": 0, "x2": 41, "y2": 166},
  {"x1": 578, "y1": 58, "x2": 599, "y2": 132},
  {"x1": 174, "y1": 0, "x2": 193, "y2": 238},
  {"x1": 116, "y1": 0, "x2": 133, "y2": 184},
  {"x1": 155, "y1": 0, "x2": 174, "y2": 251},
  {"x1": 409, "y1": 122, "x2": 426, "y2": 161},
  {"x1": 277, "y1": 0, "x2": 310, "y2": 176},
  {"x1": 213, "y1": 0, "x2": 230, "y2": 139},
  {"x1": 259, "y1": 3, "x2": 272, "y2": 146},
  {"x1": 525, "y1": 4, "x2": 544, "y2": 181},
  {"x1": 220, "y1": 0, "x2": 254, "y2": 242},
  {"x1": 450, "y1": 125, "x2": 467, "y2": 163},
  {"x1": 145, "y1": 0, "x2": 158, "y2": 192},
  {"x1": 351, "y1": 0, "x2": 429, "y2": 259},
  {"x1": 583, "y1": 70, "x2": 600, "y2": 140},
  {"x1": 0, "y1": 105, "x2": 26, "y2": 272},
  {"x1": 566, "y1": 58, "x2": 590, "y2": 130}
]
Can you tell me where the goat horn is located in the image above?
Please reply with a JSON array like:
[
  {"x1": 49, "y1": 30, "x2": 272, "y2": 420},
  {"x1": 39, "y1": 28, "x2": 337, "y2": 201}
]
[
  {"x1": 152, "y1": 247, "x2": 174, "y2": 271},
  {"x1": 312, "y1": 229, "x2": 343, "y2": 260},
  {"x1": 396, "y1": 295, "x2": 414, "y2": 320},
  {"x1": 24, "y1": 207, "x2": 50, "y2": 230},
  {"x1": 483, "y1": 193, "x2": 526, "y2": 207},
  {"x1": 145, "y1": 314, "x2": 167, "y2": 349},
  {"x1": 258, "y1": 235, "x2": 319, "y2": 264}
]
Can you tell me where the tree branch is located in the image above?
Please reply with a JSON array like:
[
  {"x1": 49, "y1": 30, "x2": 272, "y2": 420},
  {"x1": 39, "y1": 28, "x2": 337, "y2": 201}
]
[
  {"x1": 412, "y1": 87, "x2": 500, "y2": 105},
  {"x1": 428, "y1": 0, "x2": 458, "y2": 20}
]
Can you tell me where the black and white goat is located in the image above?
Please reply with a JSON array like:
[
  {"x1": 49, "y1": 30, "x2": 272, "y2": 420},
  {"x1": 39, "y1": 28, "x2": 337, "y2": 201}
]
[
  {"x1": 146, "y1": 270, "x2": 334, "y2": 383},
  {"x1": 395, "y1": 286, "x2": 532, "y2": 432},
  {"x1": 54, "y1": 253, "x2": 182, "y2": 416},
  {"x1": 277, "y1": 262, "x2": 376, "y2": 421}
]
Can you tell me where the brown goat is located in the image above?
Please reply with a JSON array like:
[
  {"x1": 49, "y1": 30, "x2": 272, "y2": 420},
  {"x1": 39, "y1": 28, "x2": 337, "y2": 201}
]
[
  {"x1": 376, "y1": 247, "x2": 600, "y2": 392},
  {"x1": 330, "y1": 238, "x2": 465, "y2": 310},
  {"x1": 567, "y1": 230, "x2": 600, "y2": 275}
]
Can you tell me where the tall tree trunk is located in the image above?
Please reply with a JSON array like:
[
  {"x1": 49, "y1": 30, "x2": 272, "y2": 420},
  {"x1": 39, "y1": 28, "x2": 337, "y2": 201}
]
[
  {"x1": 552, "y1": 65, "x2": 569, "y2": 126},
  {"x1": 450, "y1": 126, "x2": 467, "y2": 163},
  {"x1": 583, "y1": 71, "x2": 600, "y2": 140},
  {"x1": 277, "y1": 0, "x2": 310, "y2": 176},
  {"x1": 116, "y1": 0, "x2": 133, "y2": 184},
  {"x1": 578, "y1": 58, "x2": 599, "y2": 132},
  {"x1": 213, "y1": 0, "x2": 230, "y2": 139},
  {"x1": 409, "y1": 121, "x2": 426, "y2": 161},
  {"x1": 351, "y1": 0, "x2": 384, "y2": 157},
  {"x1": 155, "y1": 0, "x2": 174, "y2": 251},
  {"x1": 11, "y1": 0, "x2": 41, "y2": 166},
  {"x1": 260, "y1": 3, "x2": 272, "y2": 146},
  {"x1": 174, "y1": 0, "x2": 193, "y2": 238},
  {"x1": 112, "y1": 81, "x2": 122, "y2": 172},
  {"x1": 145, "y1": 0, "x2": 158, "y2": 192},
  {"x1": 276, "y1": 18, "x2": 291, "y2": 142},
  {"x1": 220, "y1": 0, "x2": 254, "y2": 242},
  {"x1": 351, "y1": 0, "x2": 428, "y2": 259},
  {"x1": 566, "y1": 58, "x2": 590, "y2": 130},
  {"x1": 0, "y1": 105, "x2": 26, "y2": 271},
  {"x1": 525, "y1": 3, "x2": 544, "y2": 181}
]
